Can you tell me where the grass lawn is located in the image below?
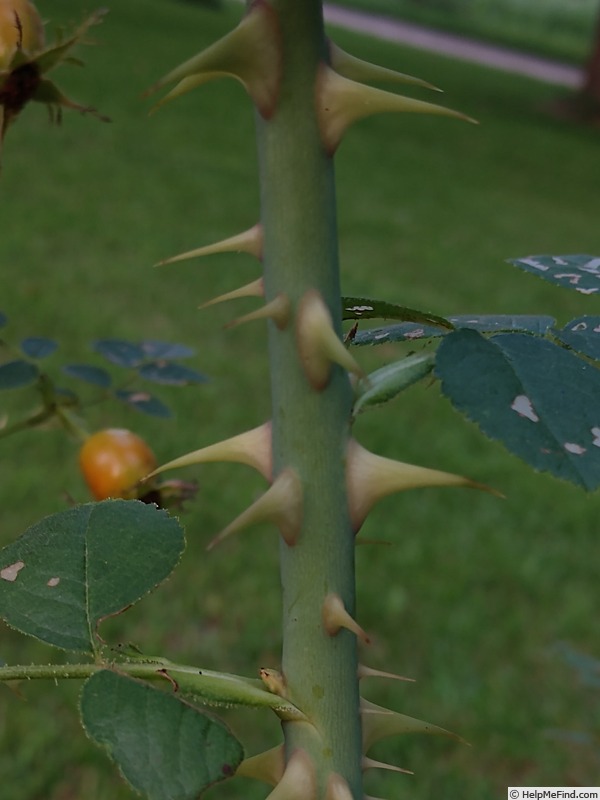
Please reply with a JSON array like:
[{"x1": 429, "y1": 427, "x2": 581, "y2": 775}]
[
  {"x1": 339, "y1": 0, "x2": 599, "y2": 64},
  {"x1": 1, "y1": 1, "x2": 600, "y2": 798}
]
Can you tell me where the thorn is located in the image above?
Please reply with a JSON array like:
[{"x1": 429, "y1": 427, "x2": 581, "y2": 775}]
[
  {"x1": 199, "y1": 278, "x2": 265, "y2": 309},
  {"x1": 265, "y1": 749, "x2": 317, "y2": 800},
  {"x1": 226, "y1": 293, "x2": 291, "y2": 331},
  {"x1": 361, "y1": 698, "x2": 466, "y2": 751},
  {"x1": 156, "y1": 224, "x2": 263, "y2": 266},
  {"x1": 322, "y1": 593, "x2": 370, "y2": 644},
  {"x1": 362, "y1": 756, "x2": 413, "y2": 776},
  {"x1": 325, "y1": 773, "x2": 354, "y2": 800},
  {"x1": 358, "y1": 664, "x2": 415, "y2": 683},
  {"x1": 236, "y1": 745, "x2": 285, "y2": 786},
  {"x1": 147, "y1": 1, "x2": 282, "y2": 119},
  {"x1": 207, "y1": 467, "x2": 303, "y2": 550},
  {"x1": 296, "y1": 289, "x2": 364, "y2": 390},
  {"x1": 316, "y1": 65, "x2": 477, "y2": 154},
  {"x1": 147, "y1": 421, "x2": 272, "y2": 482},
  {"x1": 328, "y1": 41, "x2": 442, "y2": 92},
  {"x1": 346, "y1": 438, "x2": 500, "y2": 532}
]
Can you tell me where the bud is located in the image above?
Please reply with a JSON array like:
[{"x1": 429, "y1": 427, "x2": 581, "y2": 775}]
[{"x1": 1, "y1": 6, "x2": 108, "y2": 149}]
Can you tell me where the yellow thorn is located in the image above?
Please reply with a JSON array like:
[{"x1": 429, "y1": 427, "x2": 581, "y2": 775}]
[
  {"x1": 317, "y1": 65, "x2": 477, "y2": 154},
  {"x1": 328, "y1": 41, "x2": 442, "y2": 92},
  {"x1": 296, "y1": 289, "x2": 364, "y2": 390},
  {"x1": 322, "y1": 593, "x2": 370, "y2": 644},
  {"x1": 199, "y1": 278, "x2": 265, "y2": 309},
  {"x1": 362, "y1": 756, "x2": 413, "y2": 776},
  {"x1": 361, "y1": 698, "x2": 465, "y2": 751},
  {"x1": 147, "y1": 421, "x2": 272, "y2": 482},
  {"x1": 226, "y1": 293, "x2": 291, "y2": 331},
  {"x1": 265, "y1": 749, "x2": 317, "y2": 800},
  {"x1": 325, "y1": 773, "x2": 354, "y2": 800},
  {"x1": 207, "y1": 467, "x2": 303, "y2": 550},
  {"x1": 147, "y1": 1, "x2": 282, "y2": 118},
  {"x1": 156, "y1": 224, "x2": 263, "y2": 266},
  {"x1": 346, "y1": 438, "x2": 500, "y2": 532},
  {"x1": 236, "y1": 745, "x2": 284, "y2": 786},
  {"x1": 358, "y1": 664, "x2": 415, "y2": 683}
]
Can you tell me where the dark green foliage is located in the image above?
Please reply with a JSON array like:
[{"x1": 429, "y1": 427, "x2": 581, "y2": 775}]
[{"x1": 81, "y1": 670, "x2": 243, "y2": 800}]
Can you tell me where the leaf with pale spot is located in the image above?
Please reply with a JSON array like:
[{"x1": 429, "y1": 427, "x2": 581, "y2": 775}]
[
  {"x1": 554, "y1": 317, "x2": 600, "y2": 362},
  {"x1": 138, "y1": 361, "x2": 208, "y2": 386},
  {"x1": 0, "y1": 501, "x2": 184, "y2": 652},
  {"x1": 436, "y1": 329, "x2": 600, "y2": 490},
  {"x1": 352, "y1": 314, "x2": 554, "y2": 347},
  {"x1": 509, "y1": 255, "x2": 600, "y2": 295},
  {"x1": 341, "y1": 296, "x2": 452, "y2": 328},
  {"x1": 81, "y1": 671, "x2": 243, "y2": 800},
  {"x1": 115, "y1": 389, "x2": 172, "y2": 418}
]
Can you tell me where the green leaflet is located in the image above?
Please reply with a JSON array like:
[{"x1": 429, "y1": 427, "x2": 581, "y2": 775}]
[
  {"x1": 81, "y1": 670, "x2": 244, "y2": 800},
  {"x1": 353, "y1": 353, "x2": 435, "y2": 416}
]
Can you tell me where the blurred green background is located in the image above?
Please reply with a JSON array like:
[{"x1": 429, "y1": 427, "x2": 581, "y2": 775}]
[{"x1": 1, "y1": 0, "x2": 600, "y2": 798}]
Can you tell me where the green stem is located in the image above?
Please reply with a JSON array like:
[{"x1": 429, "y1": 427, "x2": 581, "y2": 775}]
[
  {"x1": 0, "y1": 662, "x2": 302, "y2": 716},
  {"x1": 0, "y1": 407, "x2": 55, "y2": 440},
  {"x1": 255, "y1": 0, "x2": 362, "y2": 793}
]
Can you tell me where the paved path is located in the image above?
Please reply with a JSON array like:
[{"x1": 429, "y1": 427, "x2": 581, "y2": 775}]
[{"x1": 323, "y1": 4, "x2": 583, "y2": 88}]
